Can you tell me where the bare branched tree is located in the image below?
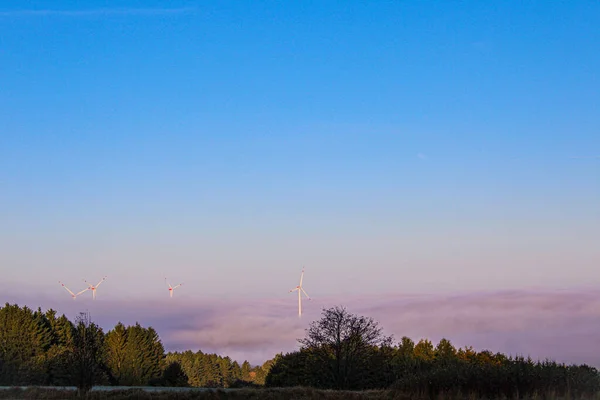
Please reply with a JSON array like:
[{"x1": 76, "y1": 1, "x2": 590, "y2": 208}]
[{"x1": 298, "y1": 306, "x2": 393, "y2": 389}]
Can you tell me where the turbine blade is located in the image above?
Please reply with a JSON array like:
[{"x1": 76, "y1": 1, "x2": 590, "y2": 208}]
[
  {"x1": 95, "y1": 276, "x2": 107, "y2": 287},
  {"x1": 299, "y1": 267, "x2": 304, "y2": 286},
  {"x1": 289, "y1": 288, "x2": 299, "y2": 293},
  {"x1": 173, "y1": 283, "x2": 183, "y2": 290},
  {"x1": 301, "y1": 288, "x2": 311, "y2": 299},
  {"x1": 75, "y1": 288, "x2": 90, "y2": 296},
  {"x1": 59, "y1": 282, "x2": 75, "y2": 297}
]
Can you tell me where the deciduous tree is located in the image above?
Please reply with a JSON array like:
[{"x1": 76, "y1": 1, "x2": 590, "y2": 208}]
[{"x1": 298, "y1": 306, "x2": 393, "y2": 389}]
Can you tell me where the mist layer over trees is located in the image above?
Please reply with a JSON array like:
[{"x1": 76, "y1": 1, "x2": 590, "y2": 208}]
[
  {"x1": 0, "y1": 303, "x2": 598, "y2": 398},
  {"x1": 0, "y1": 303, "x2": 281, "y2": 392}
]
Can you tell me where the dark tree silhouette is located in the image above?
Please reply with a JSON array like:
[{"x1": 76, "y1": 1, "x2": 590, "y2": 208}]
[
  {"x1": 165, "y1": 351, "x2": 262, "y2": 388},
  {"x1": 298, "y1": 306, "x2": 393, "y2": 390},
  {"x1": 160, "y1": 361, "x2": 188, "y2": 387},
  {"x1": 1, "y1": 302, "x2": 599, "y2": 397},
  {"x1": 69, "y1": 312, "x2": 106, "y2": 396}
]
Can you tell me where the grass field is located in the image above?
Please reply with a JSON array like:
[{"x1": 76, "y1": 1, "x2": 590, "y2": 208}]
[{"x1": 1, "y1": 387, "x2": 600, "y2": 400}]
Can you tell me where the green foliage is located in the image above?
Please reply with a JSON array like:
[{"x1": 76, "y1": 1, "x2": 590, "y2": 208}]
[
  {"x1": 69, "y1": 312, "x2": 108, "y2": 394},
  {"x1": 104, "y1": 322, "x2": 164, "y2": 386},
  {"x1": 413, "y1": 338, "x2": 435, "y2": 361},
  {"x1": 1, "y1": 302, "x2": 599, "y2": 398},
  {"x1": 266, "y1": 310, "x2": 600, "y2": 397},
  {"x1": 396, "y1": 336, "x2": 415, "y2": 359},
  {"x1": 165, "y1": 351, "x2": 266, "y2": 388},
  {"x1": 0, "y1": 304, "x2": 165, "y2": 389},
  {"x1": 391, "y1": 353, "x2": 600, "y2": 399},
  {"x1": 240, "y1": 361, "x2": 251, "y2": 381},
  {"x1": 104, "y1": 322, "x2": 127, "y2": 385},
  {"x1": 434, "y1": 338, "x2": 457, "y2": 361},
  {"x1": 297, "y1": 306, "x2": 393, "y2": 390},
  {"x1": 0, "y1": 303, "x2": 67, "y2": 385},
  {"x1": 159, "y1": 361, "x2": 189, "y2": 387}
]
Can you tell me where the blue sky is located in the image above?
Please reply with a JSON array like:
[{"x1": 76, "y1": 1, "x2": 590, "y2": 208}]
[{"x1": 1, "y1": 1, "x2": 599, "y2": 302}]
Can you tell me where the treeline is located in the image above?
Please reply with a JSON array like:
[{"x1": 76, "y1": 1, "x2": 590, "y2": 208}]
[
  {"x1": 0, "y1": 304, "x2": 261, "y2": 391},
  {"x1": 2, "y1": 303, "x2": 599, "y2": 399},
  {"x1": 265, "y1": 307, "x2": 600, "y2": 398},
  {"x1": 164, "y1": 352, "x2": 273, "y2": 388}
]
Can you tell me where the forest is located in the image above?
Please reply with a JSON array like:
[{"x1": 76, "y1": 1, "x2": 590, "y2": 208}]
[{"x1": 0, "y1": 302, "x2": 598, "y2": 399}]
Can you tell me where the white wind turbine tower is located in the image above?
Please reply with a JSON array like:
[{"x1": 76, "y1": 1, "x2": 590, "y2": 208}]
[
  {"x1": 289, "y1": 267, "x2": 311, "y2": 317},
  {"x1": 165, "y1": 278, "x2": 183, "y2": 298},
  {"x1": 83, "y1": 276, "x2": 107, "y2": 300},
  {"x1": 58, "y1": 281, "x2": 89, "y2": 299}
]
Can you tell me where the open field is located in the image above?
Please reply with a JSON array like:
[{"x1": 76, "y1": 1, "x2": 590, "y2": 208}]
[{"x1": 1, "y1": 387, "x2": 600, "y2": 400}]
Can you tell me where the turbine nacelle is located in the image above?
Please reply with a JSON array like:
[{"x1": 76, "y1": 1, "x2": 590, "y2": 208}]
[
  {"x1": 165, "y1": 278, "x2": 183, "y2": 298},
  {"x1": 82, "y1": 276, "x2": 107, "y2": 300}
]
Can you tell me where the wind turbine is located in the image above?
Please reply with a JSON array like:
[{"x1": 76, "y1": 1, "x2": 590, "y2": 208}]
[
  {"x1": 165, "y1": 278, "x2": 183, "y2": 298},
  {"x1": 82, "y1": 276, "x2": 107, "y2": 300},
  {"x1": 59, "y1": 281, "x2": 89, "y2": 299},
  {"x1": 289, "y1": 267, "x2": 311, "y2": 317}
]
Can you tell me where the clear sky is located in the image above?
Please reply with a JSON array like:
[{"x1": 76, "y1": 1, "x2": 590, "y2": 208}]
[{"x1": 1, "y1": 1, "x2": 599, "y2": 305}]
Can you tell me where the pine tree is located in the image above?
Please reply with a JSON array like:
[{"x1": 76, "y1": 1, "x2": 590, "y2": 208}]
[
  {"x1": 104, "y1": 322, "x2": 128, "y2": 384},
  {"x1": 162, "y1": 360, "x2": 188, "y2": 387},
  {"x1": 146, "y1": 327, "x2": 165, "y2": 383},
  {"x1": 0, "y1": 304, "x2": 54, "y2": 385},
  {"x1": 208, "y1": 354, "x2": 223, "y2": 387},
  {"x1": 116, "y1": 323, "x2": 165, "y2": 386},
  {"x1": 231, "y1": 360, "x2": 242, "y2": 381},
  {"x1": 184, "y1": 351, "x2": 201, "y2": 386},
  {"x1": 46, "y1": 313, "x2": 75, "y2": 386},
  {"x1": 241, "y1": 360, "x2": 251, "y2": 381}
]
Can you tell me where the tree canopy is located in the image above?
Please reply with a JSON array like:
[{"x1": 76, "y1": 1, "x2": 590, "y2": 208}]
[
  {"x1": 0, "y1": 302, "x2": 598, "y2": 399},
  {"x1": 298, "y1": 306, "x2": 393, "y2": 389}
]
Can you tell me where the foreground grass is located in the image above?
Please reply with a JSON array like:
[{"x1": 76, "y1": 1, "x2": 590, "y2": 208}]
[{"x1": 1, "y1": 387, "x2": 600, "y2": 400}]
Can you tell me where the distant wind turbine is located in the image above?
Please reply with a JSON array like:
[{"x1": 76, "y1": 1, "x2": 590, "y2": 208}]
[
  {"x1": 289, "y1": 267, "x2": 311, "y2": 317},
  {"x1": 165, "y1": 278, "x2": 183, "y2": 298},
  {"x1": 82, "y1": 276, "x2": 107, "y2": 300},
  {"x1": 59, "y1": 281, "x2": 89, "y2": 299}
]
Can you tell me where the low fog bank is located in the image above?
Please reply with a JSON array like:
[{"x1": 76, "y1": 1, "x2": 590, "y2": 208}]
[{"x1": 1, "y1": 287, "x2": 598, "y2": 367}]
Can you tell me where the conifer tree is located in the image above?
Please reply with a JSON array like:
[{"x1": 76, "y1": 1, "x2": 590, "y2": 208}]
[
  {"x1": 187, "y1": 352, "x2": 203, "y2": 387},
  {"x1": 162, "y1": 360, "x2": 188, "y2": 387},
  {"x1": 0, "y1": 304, "x2": 52, "y2": 384},
  {"x1": 219, "y1": 356, "x2": 233, "y2": 387},
  {"x1": 241, "y1": 360, "x2": 251, "y2": 381},
  {"x1": 45, "y1": 313, "x2": 75, "y2": 386},
  {"x1": 104, "y1": 322, "x2": 128, "y2": 385},
  {"x1": 231, "y1": 360, "x2": 242, "y2": 381},
  {"x1": 111, "y1": 323, "x2": 165, "y2": 386}
]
